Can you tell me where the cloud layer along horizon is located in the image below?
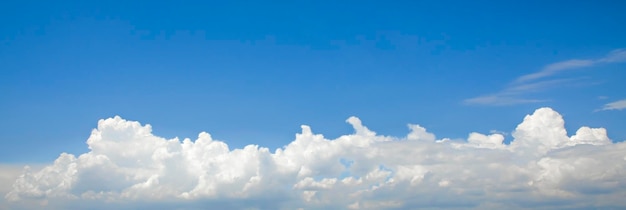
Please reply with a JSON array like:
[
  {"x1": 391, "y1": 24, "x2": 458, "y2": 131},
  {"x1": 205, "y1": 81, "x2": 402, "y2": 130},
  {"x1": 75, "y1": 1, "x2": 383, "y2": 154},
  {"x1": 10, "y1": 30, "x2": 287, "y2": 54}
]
[{"x1": 4, "y1": 108, "x2": 626, "y2": 209}]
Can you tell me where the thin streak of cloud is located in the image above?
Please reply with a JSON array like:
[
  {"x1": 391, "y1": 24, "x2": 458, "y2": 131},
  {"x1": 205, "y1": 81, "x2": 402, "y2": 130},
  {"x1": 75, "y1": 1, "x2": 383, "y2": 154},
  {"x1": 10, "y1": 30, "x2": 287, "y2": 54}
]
[
  {"x1": 505, "y1": 78, "x2": 578, "y2": 94},
  {"x1": 514, "y1": 59, "x2": 594, "y2": 84},
  {"x1": 464, "y1": 78, "x2": 573, "y2": 106},
  {"x1": 464, "y1": 95, "x2": 547, "y2": 106},
  {"x1": 515, "y1": 49, "x2": 626, "y2": 84},
  {"x1": 598, "y1": 49, "x2": 626, "y2": 63},
  {"x1": 465, "y1": 48, "x2": 625, "y2": 106},
  {"x1": 597, "y1": 99, "x2": 626, "y2": 111}
]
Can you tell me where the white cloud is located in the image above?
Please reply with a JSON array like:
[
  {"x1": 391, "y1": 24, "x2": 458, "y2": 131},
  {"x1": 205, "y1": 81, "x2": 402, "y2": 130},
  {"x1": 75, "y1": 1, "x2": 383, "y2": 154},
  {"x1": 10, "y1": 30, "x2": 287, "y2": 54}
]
[
  {"x1": 0, "y1": 165, "x2": 29, "y2": 210},
  {"x1": 464, "y1": 78, "x2": 576, "y2": 106},
  {"x1": 516, "y1": 49, "x2": 626, "y2": 84},
  {"x1": 464, "y1": 95, "x2": 547, "y2": 106},
  {"x1": 3, "y1": 108, "x2": 626, "y2": 209},
  {"x1": 466, "y1": 49, "x2": 626, "y2": 106},
  {"x1": 598, "y1": 49, "x2": 626, "y2": 63},
  {"x1": 514, "y1": 59, "x2": 594, "y2": 84},
  {"x1": 598, "y1": 99, "x2": 626, "y2": 111}
]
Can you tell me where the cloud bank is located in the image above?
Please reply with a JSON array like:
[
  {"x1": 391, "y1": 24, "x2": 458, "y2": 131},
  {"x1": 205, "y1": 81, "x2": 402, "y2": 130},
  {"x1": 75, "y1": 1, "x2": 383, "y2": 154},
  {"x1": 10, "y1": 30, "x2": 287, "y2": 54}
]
[{"x1": 4, "y1": 108, "x2": 626, "y2": 209}]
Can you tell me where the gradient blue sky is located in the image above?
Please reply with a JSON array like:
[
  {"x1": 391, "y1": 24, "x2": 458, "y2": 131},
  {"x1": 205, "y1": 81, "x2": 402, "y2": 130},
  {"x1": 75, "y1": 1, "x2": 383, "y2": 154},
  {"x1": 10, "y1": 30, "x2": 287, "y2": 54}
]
[{"x1": 1, "y1": 0, "x2": 625, "y2": 163}]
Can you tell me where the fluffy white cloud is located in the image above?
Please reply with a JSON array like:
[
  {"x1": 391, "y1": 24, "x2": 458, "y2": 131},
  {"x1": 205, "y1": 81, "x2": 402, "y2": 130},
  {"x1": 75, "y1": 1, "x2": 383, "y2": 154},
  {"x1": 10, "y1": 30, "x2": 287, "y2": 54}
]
[
  {"x1": 4, "y1": 107, "x2": 626, "y2": 209},
  {"x1": 0, "y1": 165, "x2": 29, "y2": 210}
]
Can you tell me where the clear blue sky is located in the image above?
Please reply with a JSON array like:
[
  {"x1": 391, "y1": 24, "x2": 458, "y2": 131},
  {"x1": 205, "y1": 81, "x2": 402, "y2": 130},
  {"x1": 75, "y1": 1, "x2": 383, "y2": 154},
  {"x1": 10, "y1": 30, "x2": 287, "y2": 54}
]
[{"x1": 1, "y1": 0, "x2": 625, "y2": 163}]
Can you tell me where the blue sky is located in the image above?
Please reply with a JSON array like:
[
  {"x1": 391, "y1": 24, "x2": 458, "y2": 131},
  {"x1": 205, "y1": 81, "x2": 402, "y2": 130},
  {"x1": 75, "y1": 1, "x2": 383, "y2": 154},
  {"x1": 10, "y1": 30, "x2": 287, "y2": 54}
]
[
  {"x1": 3, "y1": 1, "x2": 626, "y2": 209},
  {"x1": 1, "y1": 0, "x2": 625, "y2": 164}
]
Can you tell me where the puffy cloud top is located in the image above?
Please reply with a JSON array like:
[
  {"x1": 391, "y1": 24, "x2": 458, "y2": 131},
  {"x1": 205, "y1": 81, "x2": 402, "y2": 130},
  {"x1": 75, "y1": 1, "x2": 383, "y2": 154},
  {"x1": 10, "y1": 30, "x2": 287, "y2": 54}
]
[{"x1": 4, "y1": 108, "x2": 626, "y2": 209}]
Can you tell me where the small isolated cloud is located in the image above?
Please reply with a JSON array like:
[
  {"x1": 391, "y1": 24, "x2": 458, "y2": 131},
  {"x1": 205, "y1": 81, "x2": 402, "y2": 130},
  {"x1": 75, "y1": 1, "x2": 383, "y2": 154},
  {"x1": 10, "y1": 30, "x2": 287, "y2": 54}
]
[
  {"x1": 598, "y1": 99, "x2": 626, "y2": 111},
  {"x1": 466, "y1": 49, "x2": 626, "y2": 106},
  {"x1": 489, "y1": 129, "x2": 509, "y2": 136},
  {"x1": 4, "y1": 108, "x2": 626, "y2": 209}
]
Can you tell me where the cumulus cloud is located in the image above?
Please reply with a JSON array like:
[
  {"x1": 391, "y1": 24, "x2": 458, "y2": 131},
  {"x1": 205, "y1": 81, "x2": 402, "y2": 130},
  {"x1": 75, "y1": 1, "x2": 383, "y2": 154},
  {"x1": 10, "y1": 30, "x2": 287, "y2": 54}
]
[
  {"x1": 3, "y1": 108, "x2": 626, "y2": 209},
  {"x1": 466, "y1": 49, "x2": 626, "y2": 106},
  {"x1": 0, "y1": 165, "x2": 27, "y2": 210}
]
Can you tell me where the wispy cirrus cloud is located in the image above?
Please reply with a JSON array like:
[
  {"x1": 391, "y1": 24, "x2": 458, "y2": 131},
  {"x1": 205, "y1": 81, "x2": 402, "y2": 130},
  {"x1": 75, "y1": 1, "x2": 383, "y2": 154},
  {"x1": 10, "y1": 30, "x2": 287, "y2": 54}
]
[
  {"x1": 514, "y1": 59, "x2": 595, "y2": 84},
  {"x1": 464, "y1": 78, "x2": 578, "y2": 106},
  {"x1": 465, "y1": 49, "x2": 626, "y2": 106},
  {"x1": 463, "y1": 95, "x2": 547, "y2": 106},
  {"x1": 597, "y1": 99, "x2": 626, "y2": 111},
  {"x1": 515, "y1": 49, "x2": 626, "y2": 84}
]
